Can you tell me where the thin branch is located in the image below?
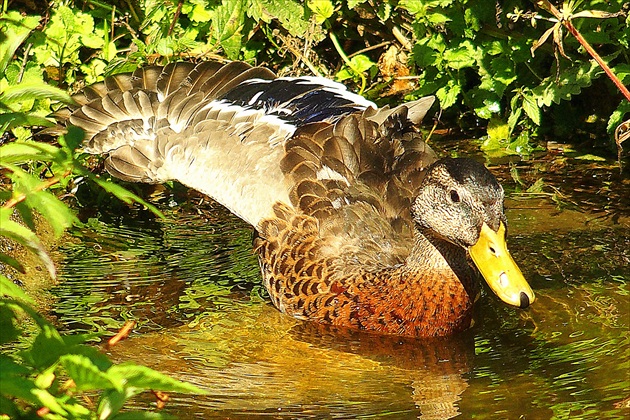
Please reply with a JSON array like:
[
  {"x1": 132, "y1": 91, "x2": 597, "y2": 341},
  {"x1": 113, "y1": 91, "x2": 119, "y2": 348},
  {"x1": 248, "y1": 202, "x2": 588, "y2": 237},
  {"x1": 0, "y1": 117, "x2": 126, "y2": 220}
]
[{"x1": 2, "y1": 170, "x2": 71, "y2": 210}]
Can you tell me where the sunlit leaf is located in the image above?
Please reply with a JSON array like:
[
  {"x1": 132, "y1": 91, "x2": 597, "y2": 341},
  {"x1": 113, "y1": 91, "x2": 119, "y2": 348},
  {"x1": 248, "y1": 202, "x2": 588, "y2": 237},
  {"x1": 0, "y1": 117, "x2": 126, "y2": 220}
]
[
  {"x1": 522, "y1": 93, "x2": 541, "y2": 126},
  {"x1": 0, "y1": 12, "x2": 40, "y2": 74},
  {"x1": 443, "y1": 40, "x2": 476, "y2": 69},
  {"x1": 211, "y1": 0, "x2": 245, "y2": 59},
  {"x1": 6, "y1": 167, "x2": 77, "y2": 238},
  {"x1": 99, "y1": 388, "x2": 138, "y2": 420},
  {"x1": 31, "y1": 389, "x2": 68, "y2": 416},
  {"x1": 89, "y1": 176, "x2": 164, "y2": 218},
  {"x1": 107, "y1": 363, "x2": 206, "y2": 394},
  {"x1": 0, "y1": 113, "x2": 54, "y2": 130},
  {"x1": 59, "y1": 354, "x2": 119, "y2": 391},
  {"x1": 347, "y1": 0, "x2": 367, "y2": 9},
  {"x1": 0, "y1": 208, "x2": 55, "y2": 279},
  {"x1": 0, "y1": 142, "x2": 61, "y2": 164},
  {"x1": 0, "y1": 83, "x2": 75, "y2": 107},
  {"x1": 436, "y1": 80, "x2": 461, "y2": 109},
  {"x1": 248, "y1": 0, "x2": 309, "y2": 38},
  {"x1": 308, "y1": 0, "x2": 334, "y2": 23},
  {"x1": 0, "y1": 275, "x2": 32, "y2": 303}
]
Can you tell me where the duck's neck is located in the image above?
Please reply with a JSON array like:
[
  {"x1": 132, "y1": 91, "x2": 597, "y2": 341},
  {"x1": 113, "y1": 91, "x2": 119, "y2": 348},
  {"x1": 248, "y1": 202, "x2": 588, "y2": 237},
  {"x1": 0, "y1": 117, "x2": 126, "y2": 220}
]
[
  {"x1": 351, "y1": 231, "x2": 479, "y2": 337},
  {"x1": 406, "y1": 229, "x2": 478, "y2": 299}
]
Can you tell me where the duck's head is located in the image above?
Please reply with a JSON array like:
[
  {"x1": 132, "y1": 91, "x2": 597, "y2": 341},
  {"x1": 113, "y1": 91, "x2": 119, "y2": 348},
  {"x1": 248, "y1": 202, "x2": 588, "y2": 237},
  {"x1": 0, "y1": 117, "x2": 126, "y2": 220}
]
[{"x1": 412, "y1": 157, "x2": 535, "y2": 308}]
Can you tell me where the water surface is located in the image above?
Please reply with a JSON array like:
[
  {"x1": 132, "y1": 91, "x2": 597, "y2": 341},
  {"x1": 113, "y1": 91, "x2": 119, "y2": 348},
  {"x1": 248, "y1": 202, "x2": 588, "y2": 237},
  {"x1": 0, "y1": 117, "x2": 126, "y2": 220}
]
[{"x1": 52, "y1": 162, "x2": 630, "y2": 419}]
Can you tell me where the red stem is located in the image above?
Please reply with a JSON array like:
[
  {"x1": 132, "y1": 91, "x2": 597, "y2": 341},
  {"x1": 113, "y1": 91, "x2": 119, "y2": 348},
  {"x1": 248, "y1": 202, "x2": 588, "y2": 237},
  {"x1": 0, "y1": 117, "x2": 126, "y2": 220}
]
[{"x1": 563, "y1": 20, "x2": 630, "y2": 101}]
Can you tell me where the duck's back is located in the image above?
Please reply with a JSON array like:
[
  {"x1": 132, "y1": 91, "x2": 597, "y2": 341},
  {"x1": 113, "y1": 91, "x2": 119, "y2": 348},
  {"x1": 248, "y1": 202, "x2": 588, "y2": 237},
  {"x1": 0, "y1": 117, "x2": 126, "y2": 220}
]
[{"x1": 69, "y1": 61, "x2": 436, "y2": 266}]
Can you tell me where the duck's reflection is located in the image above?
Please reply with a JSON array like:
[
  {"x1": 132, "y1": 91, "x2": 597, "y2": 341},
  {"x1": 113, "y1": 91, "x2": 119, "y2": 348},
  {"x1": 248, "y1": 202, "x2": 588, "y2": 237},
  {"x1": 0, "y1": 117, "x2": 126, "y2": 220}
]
[
  {"x1": 288, "y1": 321, "x2": 474, "y2": 419},
  {"x1": 105, "y1": 305, "x2": 474, "y2": 419}
]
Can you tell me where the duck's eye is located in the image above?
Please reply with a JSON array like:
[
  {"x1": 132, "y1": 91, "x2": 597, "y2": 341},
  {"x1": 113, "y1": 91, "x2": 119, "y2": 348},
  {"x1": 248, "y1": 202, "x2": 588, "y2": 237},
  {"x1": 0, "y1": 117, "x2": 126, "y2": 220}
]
[{"x1": 449, "y1": 190, "x2": 460, "y2": 203}]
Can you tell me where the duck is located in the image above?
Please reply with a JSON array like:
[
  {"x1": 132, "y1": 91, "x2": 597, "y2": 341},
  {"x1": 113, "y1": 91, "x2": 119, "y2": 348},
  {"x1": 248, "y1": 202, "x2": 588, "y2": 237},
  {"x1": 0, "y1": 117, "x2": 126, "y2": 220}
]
[{"x1": 66, "y1": 60, "x2": 535, "y2": 337}]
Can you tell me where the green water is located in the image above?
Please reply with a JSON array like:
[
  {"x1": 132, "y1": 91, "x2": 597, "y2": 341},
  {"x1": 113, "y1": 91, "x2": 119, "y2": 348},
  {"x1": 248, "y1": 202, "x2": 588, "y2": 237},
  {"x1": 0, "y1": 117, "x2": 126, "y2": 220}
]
[{"x1": 50, "y1": 192, "x2": 630, "y2": 419}]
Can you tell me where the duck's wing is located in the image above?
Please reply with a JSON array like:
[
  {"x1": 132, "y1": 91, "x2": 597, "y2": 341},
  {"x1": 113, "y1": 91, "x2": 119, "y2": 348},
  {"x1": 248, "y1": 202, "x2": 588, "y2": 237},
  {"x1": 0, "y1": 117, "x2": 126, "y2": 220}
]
[
  {"x1": 67, "y1": 61, "x2": 435, "y2": 232},
  {"x1": 276, "y1": 104, "x2": 438, "y2": 268},
  {"x1": 67, "y1": 62, "x2": 374, "y2": 225}
]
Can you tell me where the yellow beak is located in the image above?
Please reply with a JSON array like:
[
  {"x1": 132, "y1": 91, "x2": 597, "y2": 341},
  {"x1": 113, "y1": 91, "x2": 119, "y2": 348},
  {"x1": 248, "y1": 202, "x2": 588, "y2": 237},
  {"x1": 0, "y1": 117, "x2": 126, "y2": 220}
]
[{"x1": 469, "y1": 222, "x2": 535, "y2": 308}]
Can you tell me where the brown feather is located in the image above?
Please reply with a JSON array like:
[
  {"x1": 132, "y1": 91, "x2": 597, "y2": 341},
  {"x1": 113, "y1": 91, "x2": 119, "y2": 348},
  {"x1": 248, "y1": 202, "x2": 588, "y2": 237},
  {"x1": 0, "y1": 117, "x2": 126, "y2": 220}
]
[
  {"x1": 63, "y1": 60, "x2": 499, "y2": 338},
  {"x1": 156, "y1": 62, "x2": 196, "y2": 97}
]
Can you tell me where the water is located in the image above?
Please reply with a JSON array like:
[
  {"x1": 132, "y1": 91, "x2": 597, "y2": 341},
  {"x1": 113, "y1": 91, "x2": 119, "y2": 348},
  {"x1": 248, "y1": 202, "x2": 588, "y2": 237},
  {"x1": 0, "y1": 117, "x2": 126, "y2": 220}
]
[{"x1": 51, "y1": 167, "x2": 629, "y2": 418}]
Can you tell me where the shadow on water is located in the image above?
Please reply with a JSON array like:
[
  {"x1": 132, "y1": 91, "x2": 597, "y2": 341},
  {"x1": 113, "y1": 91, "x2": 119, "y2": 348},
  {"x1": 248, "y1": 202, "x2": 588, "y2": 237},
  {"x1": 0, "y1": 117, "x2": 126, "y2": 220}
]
[{"x1": 49, "y1": 154, "x2": 630, "y2": 419}]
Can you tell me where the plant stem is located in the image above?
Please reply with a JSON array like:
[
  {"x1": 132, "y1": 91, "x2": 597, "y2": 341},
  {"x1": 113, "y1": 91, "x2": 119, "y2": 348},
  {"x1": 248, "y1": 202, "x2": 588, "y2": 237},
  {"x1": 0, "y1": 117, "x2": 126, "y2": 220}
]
[
  {"x1": 536, "y1": 0, "x2": 630, "y2": 101},
  {"x1": 328, "y1": 28, "x2": 367, "y2": 94},
  {"x1": 2, "y1": 171, "x2": 71, "y2": 210},
  {"x1": 562, "y1": 19, "x2": 630, "y2": 101}
]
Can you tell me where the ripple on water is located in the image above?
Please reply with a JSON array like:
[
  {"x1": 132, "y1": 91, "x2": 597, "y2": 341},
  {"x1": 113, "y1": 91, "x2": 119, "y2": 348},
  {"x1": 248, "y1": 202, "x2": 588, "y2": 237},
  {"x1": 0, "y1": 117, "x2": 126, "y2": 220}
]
[{"x1": 50, "y1": 201, "x2": 630, "y2": 418}]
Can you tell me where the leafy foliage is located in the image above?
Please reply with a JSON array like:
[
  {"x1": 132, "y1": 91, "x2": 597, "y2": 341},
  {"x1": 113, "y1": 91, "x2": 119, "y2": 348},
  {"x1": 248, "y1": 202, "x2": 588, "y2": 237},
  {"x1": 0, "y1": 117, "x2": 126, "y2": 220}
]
[
  {"x1": 0, "y1": 8, "x2": 198, "y2": 418},
  {"x1": 0, "y1": 294, "x2": 205, "y2": 419},
  {"x1": 3, "y1": 1, "x2": 628, "y2": 150},
  {"x1": 0, "y1": 0, "x2": 627, "y2": 417}
]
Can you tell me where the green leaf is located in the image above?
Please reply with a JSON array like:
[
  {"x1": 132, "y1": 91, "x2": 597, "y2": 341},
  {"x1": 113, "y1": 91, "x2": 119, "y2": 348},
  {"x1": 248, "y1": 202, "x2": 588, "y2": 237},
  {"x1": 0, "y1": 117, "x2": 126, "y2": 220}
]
[
  {"x1": 436, "y1": 80, "x2": 461, "y2": 109},
  {"x1": 3, "y1": 164, "x2": 76, "y2": 237},
  {"x1": 607, "y1": 99, "x2": 630, "y2": 133},
  {"x1": 0, "y1": 355, "x2": 30, "y2": 377},
  {"x1": 443, "y1": 40, "x2": 476, "y2": 69},
  {"x1": 0, "y1": 113, "x2": 54, "y2": 130},
  {"x1": 0, "y1": 394, "x2": 20, "y2": 418},
  {"x1": 0, "y1": 304, "x2": 22, "y2": 344},
  {"x1": 27, "y1": 324, "x2": 67, "y2": 369},
  {"x1": 376, "y1": 3, "x2": 392, "y2": 21},
  {"x1": 59, "y1": 354, "x2": 119, "y2": 391},
  {"x1": 16, "y1": 199, "x2": 36, "y2": 232},
  {"x1": 507, "y1": 107, "x2": 522, "y2": 137},
  {"x1": 58, "y1": 125, "x2": 86, "y2": 153},
  {"x1": 99, "y1": 387, "x2": 139, "y2": 420},
  {"x1": 346, "y1": 0, "x2": 367, "y2": 9},
  {"x1": 0, "y1": 12, "x2": 40, "y2": 75},
  {"x1": 0, "y1": 275, "x2": 33, "y2": 303},
  {"x1": 486, "y1": 116, "x2": 509, "y2": 142},
  {"x1": 308, "y1": 0, "x2": 334, "y2": 23},
  {"x1": 0, "y1": 208, "x2": 56, "y2": 279},
  {"x1": 0, "y1": 83, "x2": 75, "y2": 108},
  {"x1": 0, "y1": 376, "x2": 38, "y2": 403},
  {"x1": 522, "y1": 93, "x2": 541, "y2": 126},
  {"x1": 9, "y1": 170, "x2": 78, "y2": 238},
  {"x1": 211, "y1": 0, "x2": 245, "y2": 59},
  {"x1": 107, "y1": 363, "x2": 206, "y2": 394},
  {"x1": 248, "y1": 0, "x2": 309, "y2": 37},
  {"x1": 427, "y1": 12, "x2": 451, "y2": 24},
  {"x1": 413, "y1": 43, "x2": 440, "y2": 68},
  {"x1": 31, "y1": 389, "x2": 69, "y2": 416},
  {"x1": 34, "y1": 365, "x2": 56, "y2": 389},
  {"x1": 89, "y1": 175, "x2": 164, "y2": 219},
  {"x1": 0, "y1": 252, "x2": 27, "y2": 275},
  {"x1": 526, "y1": 177, "x2": 545, "y2": 193},
  {"x1": 186, "y1": 0, "x2": 213, "y2": 22},
  {"x1": 0, "y1": 141, "x2": 61, "y2": 165}
]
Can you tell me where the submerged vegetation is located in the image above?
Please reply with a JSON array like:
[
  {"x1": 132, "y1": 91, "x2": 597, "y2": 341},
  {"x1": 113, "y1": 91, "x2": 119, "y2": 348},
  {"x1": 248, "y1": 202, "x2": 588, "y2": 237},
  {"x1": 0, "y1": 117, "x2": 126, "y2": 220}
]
[{"x1": 0, "y1": 0, "x2": 628, "y2": 418}]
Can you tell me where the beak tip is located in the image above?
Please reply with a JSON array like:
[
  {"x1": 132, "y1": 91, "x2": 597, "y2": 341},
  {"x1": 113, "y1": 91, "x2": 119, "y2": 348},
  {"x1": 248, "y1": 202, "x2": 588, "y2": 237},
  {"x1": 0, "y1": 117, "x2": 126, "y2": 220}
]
[{"x1": 519, "y1": 291, "x2": 531, "y2": 309}]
